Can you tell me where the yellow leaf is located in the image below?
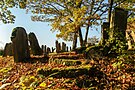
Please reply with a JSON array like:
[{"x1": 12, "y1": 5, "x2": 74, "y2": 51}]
[{"x1": 39, "y1": 82, "x2": 46, "y2": 87}]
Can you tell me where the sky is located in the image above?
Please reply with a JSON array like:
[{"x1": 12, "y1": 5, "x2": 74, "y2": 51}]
[{"x1": 0, "y1": 8, "x2": 101, "y2": 49}]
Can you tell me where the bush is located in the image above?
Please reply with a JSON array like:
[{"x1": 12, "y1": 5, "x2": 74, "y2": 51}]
[{"x1": 0, "y1": 49, "x2": 4, "y2": 56}]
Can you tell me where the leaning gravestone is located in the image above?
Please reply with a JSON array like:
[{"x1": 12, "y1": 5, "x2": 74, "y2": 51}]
[
  {"x1": 3, "y1": 43, "x2": 13, "y2": 57},
  {"x1": 11, "y1": 27, "x2": 30, "y2": 62},
  {"x1": 28, "y1": 32, "x2": 43, "y2": 55}
]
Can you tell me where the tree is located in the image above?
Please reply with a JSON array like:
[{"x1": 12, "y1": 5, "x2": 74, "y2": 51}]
[{"x1": 26, "y1": 0, "x2": 109, "y2": 49}]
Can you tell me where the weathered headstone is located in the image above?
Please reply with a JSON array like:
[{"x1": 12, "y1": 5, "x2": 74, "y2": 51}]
[
  {"x1": 110, "y1": 8, "x2": 128, "y2": 39},
  {"x1": 70, "y1": 46, "x2": 72, "y2": 51},
  {"x1": 3, "y1": 43, "x2": 13, "y2": 57},
  {"x1": 67, "y1": 46, "x2": 68, "y2": 52},
  {"x1": 41, "y1": 45, "x2": 44, "y2": 53},
  {"x1": 109, "y1": 8, "x2": 128, "y2": 52},
  {"x1": 56, "y1": 40, "x2": 61, "y2": 53},
  {"x1": 56, "y1": 40, "x2": 59, "y2": 53},
  {"x1": 62, "y1": 42, "x2": 66, "y2": 52},
  {"x1": 47, "y1": 47, "x2": 51, "y2": 54},
  {"x1": 58, "y1": 43, "x2": 61, "y2": 52},
  {"x1": 28, "y1": 32, "x2": 43, "y2": 55},
  {"x1": 44, "y1": 45, "x2": 47, "y2": 55},
  {"x1": 11, "y1": 27, "x2": 30, "y2": 62}
]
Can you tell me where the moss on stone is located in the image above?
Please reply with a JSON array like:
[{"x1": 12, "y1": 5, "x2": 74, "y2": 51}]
[
  {"x1": 49, "y1": 59, "x2": 82, "y2": 66},
  {"x1": 37, "y1": 65, "x2": 92, "y2": 78}
]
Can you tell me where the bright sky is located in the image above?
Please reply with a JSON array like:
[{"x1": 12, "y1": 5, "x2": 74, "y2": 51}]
[{"x1": 0, "y1": 8, "x2": 101, "y2": 49}]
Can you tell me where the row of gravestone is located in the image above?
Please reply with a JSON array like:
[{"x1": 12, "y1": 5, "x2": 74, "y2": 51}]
[
  {"x1": 41, "y1": 42, "x2": 72, "y2": 56},
  {"x1": 3, "y1": 27, "x2": 71, "y2": 62}
]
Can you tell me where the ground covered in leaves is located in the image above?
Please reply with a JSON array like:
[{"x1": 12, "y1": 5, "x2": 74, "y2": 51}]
[{"x1": 0, "y1": 55, "x2": 135, "y2": 90}]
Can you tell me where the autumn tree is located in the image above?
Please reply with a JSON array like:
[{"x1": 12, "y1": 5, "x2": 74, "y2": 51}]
[{"x1": 24, "y1": 0, "x2": 109, "y2": 49}]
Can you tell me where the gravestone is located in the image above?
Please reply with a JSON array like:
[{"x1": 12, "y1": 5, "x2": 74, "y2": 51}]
[
  {"x1": 44, "y1": 45, "x2": 47, "y2": 55},
  {"x1": 47, "y1": 47, "x2": 51, "y2": 54},
  {"x1": 41, "y1": 45, "x2": 44, "y2": 53},
  {"x1": 62, "y1": 42, "x2": 66, "y2": 52},
  {"x1": 56, "y1": 40, "x2": 59, "y2": 53},
  {"x1": 56, "y1": 40, "x2": 61, "y2": 53},
  {"x1": 3, "y1": 43, "x2": 13, "y2": 57},
  {"x1": 109, "y1": 8, "x2": 128, "y2": 53},
  {"x1": 70, "y1": 46, "x2": 72, "y2": 51},
  {"x1": 28, "y1": 32, "x2": 43, "y2": 55},
  {"x1": 67, "y1": 46, "x2": 68, "y2": 52},
  {"x1": 58, "y1": 43, "x2": 61, "y2": 52},
  {"x1": 11, "y1": 27, "x2": 30, "y2": 62},
  {"x1": 110, "y1": 8, "x2": 128, "y2": 40}
]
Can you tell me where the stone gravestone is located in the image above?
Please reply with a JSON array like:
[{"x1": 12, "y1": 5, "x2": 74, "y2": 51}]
[
  {"x1": 47, "y1": 47, "x2": 51, "y2": 54},
  {"x1": 41, "y1": 45, "x2": 44, "y2": 53},
  {"x1": 44, "y1": 45, "x2": 47, "y2": 55},
  {"x1": 58, "y1": 43, "x2": 61, "y2": 52},
  {"x1": 3, "y1": 43, "x2": 13, "y2": 57},
  {"x1": 56, "y1": 40, "x2": 60, "y2": 53},
  {"x1": 110, "y1": 8, "x2": 128, "y2": 40},
  {"x1": 11, "y1": 27, "x2": 30, "y2": 62},
  {"x1": 67, "y1": 46, "x2": 68, "y2": 52},
  {"x1": 109, "y1": 8, "x2": 128, "y2": 52},
  {"x1": 62, "y1": 42, "x2": 66, "y2": 52},
  {"x1": 28, "y1": 32, "x2": 43, "y2": 55}
]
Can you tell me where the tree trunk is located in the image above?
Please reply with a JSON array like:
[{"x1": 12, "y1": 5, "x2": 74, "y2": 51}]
[
  {"x1": 108, "y1": 0, "x2": 114, "y2": 23},
  {"x1": 84, "y1": 25, "x2": 90, "y2": 45},
  {"x1": 72, "y1": 32, "x2": 77, "y2": 50},
  {"x1": 78, "y1": 27, "x2": 84, "y2": 47}
]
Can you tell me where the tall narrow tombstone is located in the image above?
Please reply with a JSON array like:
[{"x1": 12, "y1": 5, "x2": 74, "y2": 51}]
[
  {"x1": 11, "y1": 27, "x2": 30, "y2": 62},
  {"x1": 56, "y1": 40, "x2": 59, "y2": 53},
  {"x1": 44, "y1": 45, "x2": 47, "y2": 55},
  {"x1": 28, "y1": 32, "x2": 43, "y2": 55},
  {"x1": 62, "y1": 42, "x2": 66, "y2": 52},
  {"x1": 67, "y1": 46, "x2": 68, "y2": 52},
  {"x1": 110, "y1": 8, "x2": 128, "y2": 40},
  {"x1": 41, "y1": 45, "x2": 44, "y2": 55},
  {"x1": 64, "y1": 43, "x2": 66, "y2": 51},
  {"x1": 47, "y1": 47, "x2": 51, "y2": 54},
  {"x1": 58, "y1": 43, "x2": 61, "y2": 52},
  {"x1": 3, "y1": 43, "x2": 13, "y2": 57},
  {"x1": 70, "y1": 46, "x2": 72, "y2": 51},
  {"x1": 101, "y1": 22, "x2": 110, "y2": 45},
  {"x1": 109, "y1": 8, "x2": 128, "y2": 52}
]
